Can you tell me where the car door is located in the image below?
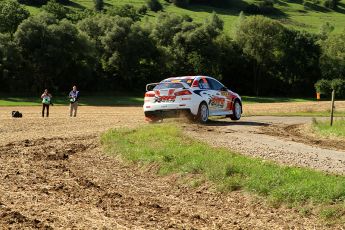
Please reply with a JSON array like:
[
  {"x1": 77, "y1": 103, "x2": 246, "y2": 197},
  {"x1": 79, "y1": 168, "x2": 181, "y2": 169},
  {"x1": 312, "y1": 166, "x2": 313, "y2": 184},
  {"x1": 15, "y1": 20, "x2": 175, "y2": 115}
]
[
  {"x1": 196, "y1": 77, "x2": 218, "y2": 115},
  {"x1": 207, "y1": 78, "x2": 228, "y2": 114}
]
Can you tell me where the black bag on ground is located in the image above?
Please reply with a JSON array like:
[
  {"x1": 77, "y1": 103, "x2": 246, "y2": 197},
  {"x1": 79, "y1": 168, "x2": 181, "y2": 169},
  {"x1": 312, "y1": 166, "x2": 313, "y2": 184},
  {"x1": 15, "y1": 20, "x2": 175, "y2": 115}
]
[{"x1": 12, "y1": 111, "x2": 23, "y2": 118}]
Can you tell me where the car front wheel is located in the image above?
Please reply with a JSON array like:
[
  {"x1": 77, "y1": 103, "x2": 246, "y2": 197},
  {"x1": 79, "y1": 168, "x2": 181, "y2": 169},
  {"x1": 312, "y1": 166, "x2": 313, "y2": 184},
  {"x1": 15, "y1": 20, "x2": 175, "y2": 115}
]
[{"x1": 230, "y1": 100, "x2": 242, "y2": 121}]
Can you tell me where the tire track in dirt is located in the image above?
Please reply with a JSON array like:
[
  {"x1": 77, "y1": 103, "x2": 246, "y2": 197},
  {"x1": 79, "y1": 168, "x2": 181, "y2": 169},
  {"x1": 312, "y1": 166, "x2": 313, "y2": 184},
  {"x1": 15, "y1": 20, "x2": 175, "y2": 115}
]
[
  {"x1": 0, "y1": 106, "x2": 344, "y2": 229},
  {"x1": 260, "y1": 123, "x2": 345, "y2": 151},
  {"x1": 1, "y1": 135, "x2": 335, "y2": 229}
]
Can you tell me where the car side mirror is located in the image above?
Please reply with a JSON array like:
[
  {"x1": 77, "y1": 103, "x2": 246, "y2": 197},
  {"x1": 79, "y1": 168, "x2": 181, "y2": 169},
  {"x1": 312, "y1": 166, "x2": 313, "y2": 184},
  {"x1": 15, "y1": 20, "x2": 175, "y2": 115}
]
[{"x1": 221, "y1": 86, "x2": 228, "y2": 91}]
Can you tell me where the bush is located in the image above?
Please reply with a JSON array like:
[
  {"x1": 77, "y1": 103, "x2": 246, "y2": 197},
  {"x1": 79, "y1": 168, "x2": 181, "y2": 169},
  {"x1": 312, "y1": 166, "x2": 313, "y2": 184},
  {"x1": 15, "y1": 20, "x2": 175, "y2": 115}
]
[
  {"x1": 259, "y1": 0, "x2": 274, "y2": 7},
  {"x1": 323, "y1": 0, "x2": 338, "y2": 9},
  {"x1": 331, "y1": 79, "x2": 345, "y2": 97},
  {"x1": 67, "y1": 9, "x2": 95, "y2": 23},
  {"x1": 244, "y1": 4, "x2": 260, "y2": 14},
  {"x1": 0, "y1": 0, "x2": 30, "y2": 35},
  {"x1": 244, "y1": 0, "x2": 275, "y2": 15},
  {"x1": 137, "y1": 5, "x2": 148, "y2": 15},
  {"x1": 315, "y1": 78, "x2": 345, "y2": 97},
  {"x1": 107, "y1": 4, "x2": 141, "y2": 21},
  {"x1": 42, "y1": 0, "x2": 69, "y2": 20},
  {"x1": 146, "y1": 0, "x2": 163, "y2": 12},
  {"x1": 315, "y1": 79, "x2": 331, "y2": 94},
  {"x1": 171, "y1": 0, "x2": 190, "y2": 7},
  {"x1": 17, "y1": 0, "x2": 48, "y2": 6},
  {"x1": 189, "y1": 0, "x2": 229, "y2": 7},
  {"x1": 94, "y1": 0, "x2": 104, "y2": 11},
  {"x1": 258, "y1": 0, "x2": 275, "y2": 14}
]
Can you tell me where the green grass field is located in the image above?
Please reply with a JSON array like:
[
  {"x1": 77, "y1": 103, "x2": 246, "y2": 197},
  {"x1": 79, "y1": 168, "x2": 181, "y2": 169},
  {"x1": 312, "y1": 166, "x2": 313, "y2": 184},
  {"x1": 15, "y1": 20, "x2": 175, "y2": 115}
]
[
  {"x1": 101, "y1": 124, "x2": 345, "y2": 221},
  {"x1": 312, "y1": 118, "x2": 345, "y2": 138},
  {"x1": 24, "y1": 0, "x2": 345, "y2": 34},
  {"x1": 0, "y1": 95, "x2": 314, "y2": 106},
  {"x1": 241, "y1": 96, "x2": 314, "y2": 104},
  {"x1": 246, "y1": 111, "x2": 345, "y2": 117},
  {"x1": 0, "y1": 96, "x2": 143, "y2": 106}
]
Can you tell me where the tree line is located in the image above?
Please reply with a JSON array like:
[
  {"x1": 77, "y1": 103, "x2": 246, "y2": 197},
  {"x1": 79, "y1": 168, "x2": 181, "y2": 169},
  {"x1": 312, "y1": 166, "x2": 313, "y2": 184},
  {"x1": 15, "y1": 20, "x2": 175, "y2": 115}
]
[{"x1": 0, "y1": 0, "x2": 344, "y2": 97}]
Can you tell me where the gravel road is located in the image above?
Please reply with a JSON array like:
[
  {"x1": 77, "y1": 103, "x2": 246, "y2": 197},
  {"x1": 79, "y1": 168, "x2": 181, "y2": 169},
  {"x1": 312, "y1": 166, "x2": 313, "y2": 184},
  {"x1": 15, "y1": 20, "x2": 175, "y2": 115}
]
[{"x1": 186, "y1": 116, "x2": 345, "y2": 175}]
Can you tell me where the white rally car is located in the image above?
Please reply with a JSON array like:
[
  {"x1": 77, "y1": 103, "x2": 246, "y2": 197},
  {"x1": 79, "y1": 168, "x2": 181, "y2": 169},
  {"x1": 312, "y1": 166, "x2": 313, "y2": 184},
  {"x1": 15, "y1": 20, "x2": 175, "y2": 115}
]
[{"x1": 144, "y1": 76, "x2": 242, "y2": 123}]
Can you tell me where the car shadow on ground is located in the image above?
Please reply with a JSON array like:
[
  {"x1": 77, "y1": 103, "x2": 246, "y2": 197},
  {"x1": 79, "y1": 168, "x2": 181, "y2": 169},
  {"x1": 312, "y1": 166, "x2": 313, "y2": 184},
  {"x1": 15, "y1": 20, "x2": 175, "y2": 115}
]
[{"x1": 206, "y1": 120, "x2": 270, "y2": 127}]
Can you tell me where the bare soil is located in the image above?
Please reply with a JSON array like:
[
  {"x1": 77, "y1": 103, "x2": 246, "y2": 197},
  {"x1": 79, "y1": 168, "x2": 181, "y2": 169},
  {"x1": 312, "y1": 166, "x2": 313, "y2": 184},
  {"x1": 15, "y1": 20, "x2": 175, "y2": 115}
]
[
  {"x1": 0, "y1": 104, "x2": 344, "y2": 229},
  {"x1": 261, "y1": 123, "x2": 345, "y2": 151},
  {"x1": 243, "y1": 100, "x2": 345, "y2": 115}
]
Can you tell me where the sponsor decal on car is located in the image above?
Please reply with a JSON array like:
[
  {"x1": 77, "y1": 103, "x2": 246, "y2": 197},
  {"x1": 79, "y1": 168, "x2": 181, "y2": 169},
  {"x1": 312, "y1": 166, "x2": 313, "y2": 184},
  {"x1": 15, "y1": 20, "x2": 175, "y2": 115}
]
[
  {"x1": 221, "y1": 91, "x2": 230, "y2": 96},
  {"x1": 210, "y1": 96, "x2": 225, "y2": 108},
  {"x1": 154, "y1": 96, "x2": 176, "y2": 103}
]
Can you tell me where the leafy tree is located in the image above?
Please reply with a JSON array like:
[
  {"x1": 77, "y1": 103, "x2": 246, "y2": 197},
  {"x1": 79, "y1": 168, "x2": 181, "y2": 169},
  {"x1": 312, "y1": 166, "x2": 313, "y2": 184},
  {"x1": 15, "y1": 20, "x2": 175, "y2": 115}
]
[
  {"x1": 137, "y1": 5, "x2": 148, "y2": 15},
  {"x1": 0, "y1": 33, "x2": 23, "y2": 92},
  {"x1": 0, "y1": 0, "x2": 29, "y2": 37},
  {"x1": 277, "y1": 30, "x2": 321, "y2": 95},
  {"x1": 216, "y1": 34, "x2": 252, "y2": 95},
  {"x1": 94, "y1": 0, "x2": 104, "y2": 12},
  {"x1": 56, "y1": 0, "x2": 70, "y2": 4},
  {"x1": 79, "y1": 14, "x2": 160, "y2": 89},
  {"x1": 315, "y1": 79, "x2": 331, "y2": 94},
  {"x1": 17, "y1": 0, "x2": 48, "y2": 6},
  {"x1": 107, "y1": 4, "x2": 141, "y2": 21},
  {"x1": 319, "y1": 22, "x2": 334, "y2": 40},
  {"x1": 67, "y1": 9, "x2": 95, "y2": 23},
  {"x1": 315, "y1": 78, "x2": 345, "y2": 97},
  {"x1": 150, "y1": 13, "x2": 187, "y2": 46},
  {"x1": 320, "y1": 30, "x2": 345, "y2": 80},
  {"x1": 324, "y1": 0, "x2": 339, "y2": 9},
  {"x1": 146, "y1": 0, "x2": 163, "y2": 12},
  {"x1": 189, "y1": 0, "x2": 228, "y2": 7},
  {"x1": 234, "y1": 15, "x2": 285, "y2": 95},
  {"x1": 14, "y1": 13, "x2": 96, "y2": 93},
  {"x1": 42, "y1": 0, "x2": 69, "y2": 20},
  {"x1": 171, "y1": 0, "x2": 190, "y2": 7},
  {"x1": 150, "y1": 13, "x2": 225, "y2": 77},
  {"x1": 78, "y1": 14, "x2": 125, "y2": 52},
  {"x1": 244, "y1": 0, "x2": 275, "y2": 15}
]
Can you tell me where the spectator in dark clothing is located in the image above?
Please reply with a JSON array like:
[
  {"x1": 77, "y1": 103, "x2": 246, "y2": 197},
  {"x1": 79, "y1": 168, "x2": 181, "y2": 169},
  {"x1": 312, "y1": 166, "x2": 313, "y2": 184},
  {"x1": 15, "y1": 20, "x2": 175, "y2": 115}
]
[
  {"x1": 69, "y1": 85, "x2": 80, "y2": 117},
  {"x1": 41, "y1": 89, "x2": 52, "y2": 117}
]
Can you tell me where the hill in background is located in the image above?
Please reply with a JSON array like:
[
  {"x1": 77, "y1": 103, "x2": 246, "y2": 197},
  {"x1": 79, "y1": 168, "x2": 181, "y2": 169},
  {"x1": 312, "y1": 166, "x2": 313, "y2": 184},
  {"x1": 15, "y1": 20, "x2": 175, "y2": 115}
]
[{"x1": 23, "y1": 0, "x2": 345, "y2": 34}]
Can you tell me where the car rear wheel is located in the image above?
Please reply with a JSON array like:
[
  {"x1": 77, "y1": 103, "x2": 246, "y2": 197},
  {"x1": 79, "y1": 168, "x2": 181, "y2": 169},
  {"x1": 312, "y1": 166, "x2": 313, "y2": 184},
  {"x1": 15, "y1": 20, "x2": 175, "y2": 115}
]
[
  {"x1": 196, "y1": 102, "x2": 209, "y2": 123},
  {"x1": 230, "y1": 100, "x2": 241, "y2": 120},
  {"x1": 145, "y1": 112, "x2": 162, "y2": 123}
]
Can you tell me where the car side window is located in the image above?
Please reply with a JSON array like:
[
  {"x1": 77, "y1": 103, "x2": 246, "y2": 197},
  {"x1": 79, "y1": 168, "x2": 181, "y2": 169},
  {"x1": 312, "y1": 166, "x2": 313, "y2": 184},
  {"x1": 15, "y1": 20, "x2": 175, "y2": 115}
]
[
  {"x1": 207, "y1": 78, "x2": 224, "y2": 91},
  {"x1": 198, "y1": 78, "x2": 211, "y2": 89}
]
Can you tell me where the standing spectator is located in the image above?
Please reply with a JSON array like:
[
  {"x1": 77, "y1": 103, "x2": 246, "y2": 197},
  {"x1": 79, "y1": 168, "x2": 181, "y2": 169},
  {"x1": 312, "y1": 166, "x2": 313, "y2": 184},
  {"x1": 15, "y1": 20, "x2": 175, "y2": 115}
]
[
  {"x1": 41, "y1": 89, "x2": 52, "y2": 117},
  {"x1": 69, "y1": 85, "x2": 80, "y2": 117}
]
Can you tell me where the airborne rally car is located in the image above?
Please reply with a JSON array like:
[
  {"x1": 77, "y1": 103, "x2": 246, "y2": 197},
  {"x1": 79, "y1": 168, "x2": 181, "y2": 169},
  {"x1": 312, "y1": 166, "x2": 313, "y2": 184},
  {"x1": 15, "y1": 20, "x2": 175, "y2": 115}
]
[{"x1": 143, "y1": 76, "x2": 242, "y2": 123}]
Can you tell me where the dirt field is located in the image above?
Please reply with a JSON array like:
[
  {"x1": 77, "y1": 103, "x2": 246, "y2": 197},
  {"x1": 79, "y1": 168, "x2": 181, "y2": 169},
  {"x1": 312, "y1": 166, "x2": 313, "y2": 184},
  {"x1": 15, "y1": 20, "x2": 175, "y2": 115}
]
[
  {"x1": 243, "y1": 100, "x2": 345, "y2": 115},
  {"x1": 1, "y1": 103, "x2": 344, "y2": 229}
]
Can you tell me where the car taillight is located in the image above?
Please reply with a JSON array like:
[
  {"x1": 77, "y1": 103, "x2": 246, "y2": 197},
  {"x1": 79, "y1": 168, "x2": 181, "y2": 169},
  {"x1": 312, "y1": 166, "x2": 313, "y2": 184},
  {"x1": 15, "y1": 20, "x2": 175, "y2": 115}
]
[
  {"x1": 191, "y1": 80, "x2": 199, "y2": 87},
  {"x1": 175, "y1": 90, "x2": 192, "y2": 96},
  {"x1": 145, "y1": 92, "x2": 155, "y2": 97}
]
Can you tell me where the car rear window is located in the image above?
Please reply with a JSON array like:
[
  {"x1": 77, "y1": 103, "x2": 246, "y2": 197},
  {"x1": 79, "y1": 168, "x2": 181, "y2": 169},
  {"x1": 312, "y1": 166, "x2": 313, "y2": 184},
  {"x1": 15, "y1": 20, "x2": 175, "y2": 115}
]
[
  {"x1": 154, "y1": 82, "x2": 184, "y2": 90},
  {"x1": 162, "y1": 78, "x2": 194, "y2": 87}
]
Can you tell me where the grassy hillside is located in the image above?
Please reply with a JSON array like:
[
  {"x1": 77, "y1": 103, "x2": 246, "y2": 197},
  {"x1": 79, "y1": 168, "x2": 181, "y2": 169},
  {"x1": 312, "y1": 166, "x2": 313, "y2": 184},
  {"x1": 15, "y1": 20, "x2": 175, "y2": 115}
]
[{"x1": 24, "y1": 0, "x2": 345, "y2": 34}]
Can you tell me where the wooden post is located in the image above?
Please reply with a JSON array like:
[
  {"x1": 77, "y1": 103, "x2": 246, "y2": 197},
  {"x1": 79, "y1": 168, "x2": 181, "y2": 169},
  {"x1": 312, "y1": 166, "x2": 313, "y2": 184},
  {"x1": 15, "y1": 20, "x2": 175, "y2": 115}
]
[{"x1": 330, "y1": 89, "x2": 335, "y2": 126}]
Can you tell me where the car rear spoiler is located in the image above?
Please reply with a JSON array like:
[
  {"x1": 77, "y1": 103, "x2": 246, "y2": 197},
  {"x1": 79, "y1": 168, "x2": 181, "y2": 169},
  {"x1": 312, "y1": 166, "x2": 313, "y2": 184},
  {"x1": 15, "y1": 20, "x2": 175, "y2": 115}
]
[{"x1": 146, "y1": 83, "x2": 159, "y2": 92}]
